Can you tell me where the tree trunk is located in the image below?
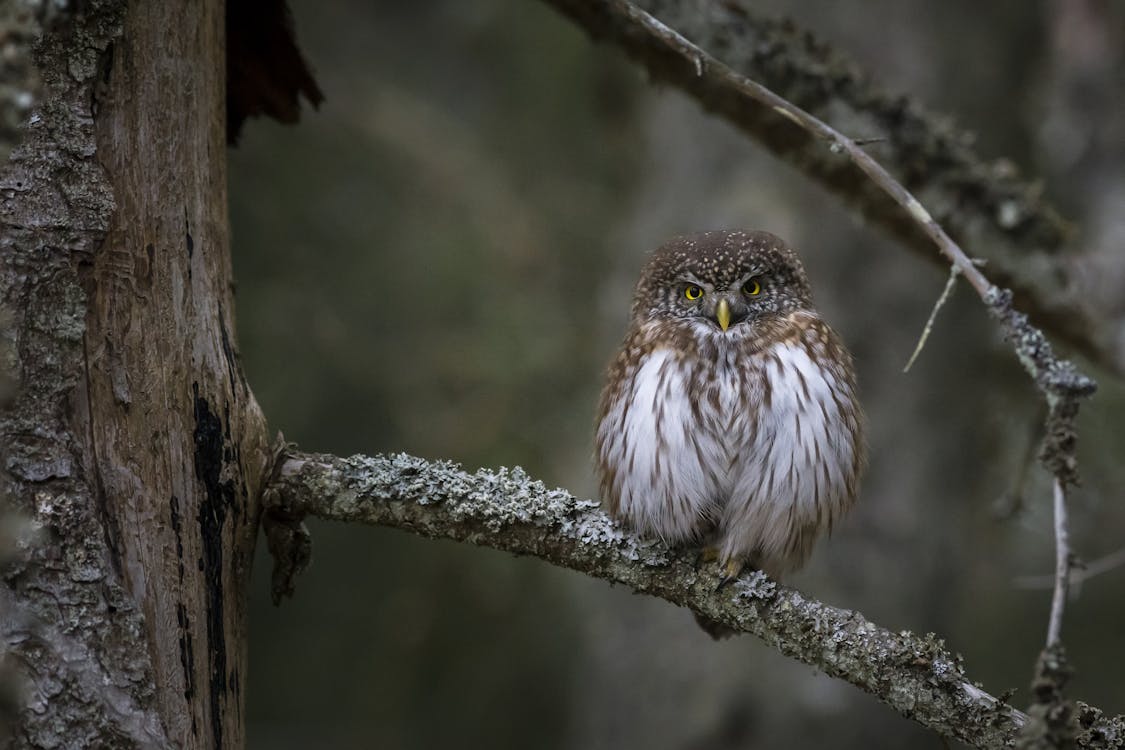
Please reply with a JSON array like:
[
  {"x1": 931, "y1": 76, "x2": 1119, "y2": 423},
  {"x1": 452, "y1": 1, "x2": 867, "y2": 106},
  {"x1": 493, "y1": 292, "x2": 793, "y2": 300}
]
[{"x1": 1, "y1": 0, "x2": 269, "y2": 747}]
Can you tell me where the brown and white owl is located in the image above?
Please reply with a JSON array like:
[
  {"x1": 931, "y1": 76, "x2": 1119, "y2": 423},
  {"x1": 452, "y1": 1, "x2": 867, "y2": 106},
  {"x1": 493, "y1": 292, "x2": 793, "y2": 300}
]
[{"x1": 595, "y1": 230, "x2": 865, "y2": 589}]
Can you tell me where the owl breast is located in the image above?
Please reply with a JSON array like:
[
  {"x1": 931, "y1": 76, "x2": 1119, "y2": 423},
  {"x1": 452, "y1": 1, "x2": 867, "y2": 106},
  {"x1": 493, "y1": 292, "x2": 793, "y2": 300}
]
[{"x1": 596, "y1": 316, "x2": 863, "y2": 576}]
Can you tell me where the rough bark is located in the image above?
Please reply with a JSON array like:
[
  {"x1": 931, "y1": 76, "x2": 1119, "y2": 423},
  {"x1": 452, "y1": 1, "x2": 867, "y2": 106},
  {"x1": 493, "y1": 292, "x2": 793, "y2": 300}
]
[
  {"x1": 265, "y1": 451, "x2": 1125, "y2": 750},
  {"x1": 0, "y1": 0, "x2": 270, "y2": 747},
  {"x1": 538, "y1": 0, "x2": 1125, "y2": 377}
]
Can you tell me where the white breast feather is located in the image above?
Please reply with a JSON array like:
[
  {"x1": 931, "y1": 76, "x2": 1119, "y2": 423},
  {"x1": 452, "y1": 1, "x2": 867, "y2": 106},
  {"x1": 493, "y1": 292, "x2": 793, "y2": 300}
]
[
  {"x1": 599, "y1": 336, "x2": 858, "y2": 575},
  {"x1": 597, "y1": 349, "x2": 717, "y2": 541},
  {"x1": 721, "y1": 340, "x2": 856, "y2": 573}
]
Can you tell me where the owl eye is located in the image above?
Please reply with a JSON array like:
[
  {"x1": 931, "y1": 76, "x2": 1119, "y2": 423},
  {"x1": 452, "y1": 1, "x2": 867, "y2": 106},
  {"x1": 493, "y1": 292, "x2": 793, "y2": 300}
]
[
  {"x1": 742, "y1": 278, "x2": 762, "y2": 296},
  {"x1": 684, "y1": 284, "x2": 704, "y2": 301}
]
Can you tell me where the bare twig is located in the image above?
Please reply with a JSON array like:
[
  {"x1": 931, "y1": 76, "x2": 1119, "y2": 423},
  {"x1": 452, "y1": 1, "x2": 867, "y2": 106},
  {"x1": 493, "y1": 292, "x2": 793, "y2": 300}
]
[
  {"x1": 1046, "y1": 479, "x2": 1071, "y2": 648},
  {"x1": 1013, "y1": 480, "x2": 1078, "y2": 746},
  {"x1": 267, "y1": 450, "x2": 1044, "y2": 750},
  {"x1": 904, "y1": 265, "x2": 960, "y2": 373},
  {"x1": 1014, "y1": 546, "x2": 1125, "y2": 590}
]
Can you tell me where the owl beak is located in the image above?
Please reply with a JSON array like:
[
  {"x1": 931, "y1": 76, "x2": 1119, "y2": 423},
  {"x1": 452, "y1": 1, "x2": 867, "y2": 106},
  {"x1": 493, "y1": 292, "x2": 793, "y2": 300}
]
[
  {"x1": 713, "y1": 296, "x2": 749, "y2": 331},
  {"x1": 716, "y1": 298, "x2": 732, "y2": 331}
]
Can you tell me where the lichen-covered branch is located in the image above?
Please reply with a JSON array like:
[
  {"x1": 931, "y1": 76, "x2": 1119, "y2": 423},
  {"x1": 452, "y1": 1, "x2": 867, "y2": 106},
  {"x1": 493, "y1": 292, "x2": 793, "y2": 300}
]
[
  {"x1": 265, "y1": 450, "x2": 1121, "y2": 749},
  {"x1": 538, "y1": 0, "x2": 1125, "y2": 377}
]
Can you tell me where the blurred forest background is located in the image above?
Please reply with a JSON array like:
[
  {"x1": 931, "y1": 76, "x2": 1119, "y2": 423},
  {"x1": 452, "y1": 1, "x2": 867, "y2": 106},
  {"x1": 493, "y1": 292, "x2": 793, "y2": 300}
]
[{"x1": 228, "y1": 1, "x2": 1125, "y2": 747}]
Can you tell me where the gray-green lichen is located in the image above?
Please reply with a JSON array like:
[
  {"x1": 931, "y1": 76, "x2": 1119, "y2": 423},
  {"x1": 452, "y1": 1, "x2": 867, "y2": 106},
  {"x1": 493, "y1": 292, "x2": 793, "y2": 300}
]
[
  {"x1": 983, "y1": 286, "x2": 1095, "y2": 491},
  {"x1": 263, "y1": 449, "x2": 1125, "y2": 749},
  {"x1": 284, "y1": 452, "x2": 671, "y2": 567}
]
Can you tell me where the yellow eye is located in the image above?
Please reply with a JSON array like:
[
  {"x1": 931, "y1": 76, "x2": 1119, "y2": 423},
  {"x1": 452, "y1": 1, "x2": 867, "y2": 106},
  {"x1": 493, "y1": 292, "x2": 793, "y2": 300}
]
[
  {"x1": 743, "y1": 278, "x2": 761, "y2": 296},
  {"x1": 684, "y1": 284, "x2": 703, "y2": 301}
]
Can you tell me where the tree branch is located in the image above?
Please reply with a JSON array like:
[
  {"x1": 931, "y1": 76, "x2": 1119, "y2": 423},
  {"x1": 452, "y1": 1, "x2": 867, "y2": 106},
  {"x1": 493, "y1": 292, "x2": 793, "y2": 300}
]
[
  {"x1": 1046, "y1": 478, "x2": 1071, "y2": 649},
  {"x1": 538, "y1": 0, "x2": 1125, "y2": 377},
  {"x1": 263, "y1": 450, "x2": 1121, "y2": 749},
  {"x1": 1014, "y1": 546, "x2": 1125, "y2": 591}
]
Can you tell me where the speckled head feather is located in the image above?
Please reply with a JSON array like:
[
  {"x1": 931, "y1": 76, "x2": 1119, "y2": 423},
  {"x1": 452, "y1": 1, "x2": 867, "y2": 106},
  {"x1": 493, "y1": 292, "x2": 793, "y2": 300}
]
[
  {"x1": 631, "y1": 230, "x2": 813, "y2": 321},
  {"x1": 597, "y1": 229, "x2": 865, "y2": 635}
]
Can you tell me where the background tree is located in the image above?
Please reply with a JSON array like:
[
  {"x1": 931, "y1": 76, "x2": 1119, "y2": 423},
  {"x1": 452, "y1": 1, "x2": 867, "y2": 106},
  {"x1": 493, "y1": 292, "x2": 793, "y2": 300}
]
[{"x1": 2, "y1": 1, "x2": 276, "y2": 746}]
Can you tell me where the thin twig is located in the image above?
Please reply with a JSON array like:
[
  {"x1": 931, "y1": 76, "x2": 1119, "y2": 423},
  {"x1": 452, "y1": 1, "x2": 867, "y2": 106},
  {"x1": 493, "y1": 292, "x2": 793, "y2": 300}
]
[
  {"x1": 1046, "y1": 478, "x2": 1072, "y2": 648},
  {"x1": 903, "y1": 265, "x2": 960, "y2": 372},
  {"x1": 1017, "y1": 480, "x2": 1079, "y2": 744},
  {"x1": 1014, "y1": 545, "x2": 1125, "y2": 590}
]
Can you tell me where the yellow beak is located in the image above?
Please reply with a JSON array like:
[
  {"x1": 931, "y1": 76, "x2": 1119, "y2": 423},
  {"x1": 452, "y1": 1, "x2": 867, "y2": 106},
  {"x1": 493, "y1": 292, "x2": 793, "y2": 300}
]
[{"x1": 716, "y1": 298, "x2": 731, "y2": 331}]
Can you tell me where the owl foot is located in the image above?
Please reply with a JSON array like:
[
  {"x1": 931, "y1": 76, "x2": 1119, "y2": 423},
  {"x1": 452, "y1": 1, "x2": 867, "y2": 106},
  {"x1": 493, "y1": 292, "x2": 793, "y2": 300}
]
[
  {"x1": 694, "y1": 545, "x2": 720, "y2": 570},
  {"x1": 715, "y1": 558, "x2": 745, "y2": 591}
]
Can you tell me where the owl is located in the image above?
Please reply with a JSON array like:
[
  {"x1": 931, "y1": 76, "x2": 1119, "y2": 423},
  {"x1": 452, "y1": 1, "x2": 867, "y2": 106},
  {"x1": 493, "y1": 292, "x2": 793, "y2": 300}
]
[{"x1": 595, "y1": 230, "x2": 865, "y2": 591}]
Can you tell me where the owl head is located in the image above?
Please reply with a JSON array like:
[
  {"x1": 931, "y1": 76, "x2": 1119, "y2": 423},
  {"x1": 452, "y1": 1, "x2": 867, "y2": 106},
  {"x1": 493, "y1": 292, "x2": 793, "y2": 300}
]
[{"x1": 630, "y1": 230, "x2": 814, "y2": 333}]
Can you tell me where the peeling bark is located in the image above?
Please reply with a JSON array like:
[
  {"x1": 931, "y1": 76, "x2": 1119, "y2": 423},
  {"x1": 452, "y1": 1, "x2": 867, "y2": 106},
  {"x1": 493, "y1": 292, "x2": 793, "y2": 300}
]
[
  {"x1": 264, "y1": 451, "x2": 1125, "y2": 750},
  {"x1": 1, "y1": 0, "x2": 270, "y2": 747}
]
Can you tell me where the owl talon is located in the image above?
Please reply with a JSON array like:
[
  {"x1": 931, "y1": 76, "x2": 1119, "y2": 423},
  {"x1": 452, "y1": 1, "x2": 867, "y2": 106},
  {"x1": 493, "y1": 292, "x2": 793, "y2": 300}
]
[{"x1": 715, "y1": 559, "x2": 744, "y2": 591}]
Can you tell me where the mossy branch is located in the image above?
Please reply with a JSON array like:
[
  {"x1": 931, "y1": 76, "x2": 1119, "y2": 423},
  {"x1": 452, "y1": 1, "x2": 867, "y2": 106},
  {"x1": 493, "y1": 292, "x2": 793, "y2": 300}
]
[{"x1": 263, "y1": 450, "x2": 1120, "y2": 749}]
